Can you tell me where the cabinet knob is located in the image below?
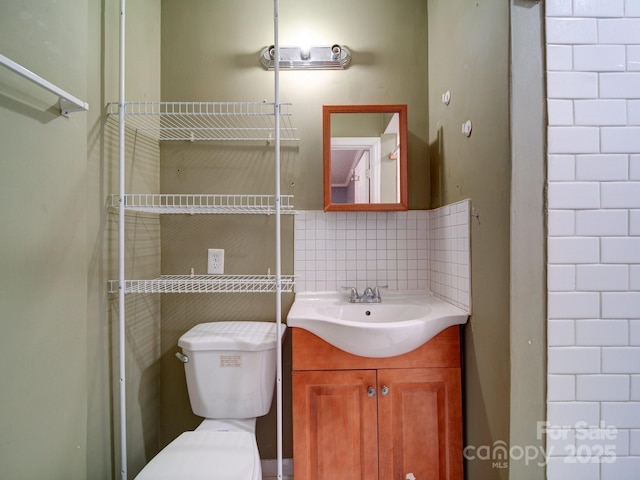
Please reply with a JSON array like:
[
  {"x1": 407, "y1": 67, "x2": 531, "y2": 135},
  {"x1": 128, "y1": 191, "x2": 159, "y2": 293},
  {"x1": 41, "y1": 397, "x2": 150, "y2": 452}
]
[
  {"x1": 381, "y1": 385, "x2": 390, "y2": 396},
  {"x1": 367, "y1": 386, "x2": 376, "y2": 397}
]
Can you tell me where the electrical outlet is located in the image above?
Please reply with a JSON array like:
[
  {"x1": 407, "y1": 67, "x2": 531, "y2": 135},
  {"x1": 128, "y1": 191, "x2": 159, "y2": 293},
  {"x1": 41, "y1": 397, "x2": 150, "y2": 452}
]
[{"x1": 207, "y1": 249, "x2": 224, "y2": 275}]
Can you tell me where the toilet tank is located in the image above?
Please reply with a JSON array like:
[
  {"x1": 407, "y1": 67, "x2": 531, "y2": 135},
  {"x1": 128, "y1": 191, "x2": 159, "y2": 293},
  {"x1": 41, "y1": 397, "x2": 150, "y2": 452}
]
[{"x1": 178, "y1": 321, "x2": 286, "y2": 419}]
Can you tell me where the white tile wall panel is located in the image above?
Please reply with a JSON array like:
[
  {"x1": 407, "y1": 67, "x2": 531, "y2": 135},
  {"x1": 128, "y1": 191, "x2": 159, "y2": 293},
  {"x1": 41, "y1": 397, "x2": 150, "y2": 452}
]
[
  {"x1": 631, "y1": 158, "x2": 640, "y2": 180},
  {"x1": 628, "y1": 46, "x2": 640, "y2": 71},
  {"x1": 547, "y1": 45, "x2": 574, "y2": 70},
  {"x1": 292, "y1": 201, "x2": 471, "y2": 313},
  {"x1": 546, "y1": 18, "x2": 598, "y2": 44},
  {"x1": 548, "y1": 155, "x2": 576, "y2": 181},
  {"x1": 601, "y1": 402, "x2": 640, "y2": 427},
  {"x1": 575, "y1": 210, "x2": 629, "y2": 235},
  {"x1": 574, "y1": 0, "x2": 624, "y2": 17},
  {"x1": 548, "y1": 347, "x2": 601, "y2": 374},
  {"x1": 601, "y1": 238, "x2": 640, "y2": 262},
  {"x1": 546, "y1": 429, "x2": 576, "y2": 457},
  {"x1": 548, "y1": 99, "x2": 575, "y2": 125},
  {"x1": 633, "y1": 322, "x2": 640, "y2": 347},
  {"x1": 548, "y1": 265, "x2": 577, "y2": 291},
  {"x1": 631, "y1": 375, "x2": 640, "y2": 399},
  {"x1": 602, "y1": 347, "x2": 640, "y2": 373},
  {"x1": 598, "y1": 18, "x2": 640, "y2": 44},
  {"x1": 596, "y1": 428, "x2": 630, "y2": 456},
  {"x1": 427, "y1": 200, "x2": 471, "y2": 311},
  {"x1": 548, "y1": 182, "x2": 600, "y2": 208},
  {"x1": 629, "y1": 101, "x2": 640, "y2": 124},
  {"x1": 576, "y1": 154, "x2": 629, "y2": 180},
  {"x1": 601, "y1": 128, "x2": 640, "y2": 153},
  {"x1": 548, "y1": 126, "x2": 600, "y2": 153},
  {"x1": 601, "y1": 182, "x2": 640, "y2": 208},
  {"x1": 547, "y1": 401, "x2": 601, "y2": 426},
  {"x1": 632, "y1": 266, "x2": 640, "y2": 290},
  {"x1": 547, "y1": 460, "x2": 599, "y2": 480},
  {"x1": 632, "y1": 429, "x2": 640, "y2": 454},
  {"x1": 574, "y1": 45, "x2": 626, "y2": 71},
  {"x1": 576, "y1": 375, "x2": 629, "y2": 400},
  {"x1": 600, "y1": 74, "x2": 640, "y2": 98},
  {"x1": 548, "y1": 319, "x2": 576, "y2": 345},
  {"x1": 547, "y1": 0, "x2": 573, "y2": 16},
  {"x1": 574, "y1": 100, "x2": 627, "y2": 126},
  {"x1": 548, "y1": 375, "x2": 577, "y2": 401},
  {"x1": 628, "y1": 0, "x2": 640, "y2": 16},
  {"x1": 548, "y1": 292, "x2": 601, "y2": 318},
  {"x1": 576, "y1": 264, "x2": 629, "y2": 290},
  {"x1": 602, "y1": 292, "x2": 640, "y2": 317},
  {"x1": 575, "y1": 319, "x2": 630, "y2": 345},
  {"x1": 548, "y1": 210, "x2": 576, "y2": 236},
  {"x1": 547, "y1": 72, "x2": 599, "y2": 98},
  {"x1": 601, "y1": 457, "x2": 640, "y2": 480},
  {"x1": 548, "y1": 237, "x2": 600, "y2": 263}
]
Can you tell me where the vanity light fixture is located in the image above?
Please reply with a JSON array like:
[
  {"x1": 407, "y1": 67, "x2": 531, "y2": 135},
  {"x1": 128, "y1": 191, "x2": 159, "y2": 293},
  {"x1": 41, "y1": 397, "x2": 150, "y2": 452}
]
[{"x1": 259, "y1": 44, "x2": 352, "y2": 70}]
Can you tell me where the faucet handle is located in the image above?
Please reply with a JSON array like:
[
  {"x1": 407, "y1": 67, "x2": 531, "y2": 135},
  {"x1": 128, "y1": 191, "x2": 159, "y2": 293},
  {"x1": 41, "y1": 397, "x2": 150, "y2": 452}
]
[
  {"x1": 341, "y1": 286, "x2": 359, "y2": 301},
  {"x1": 373, "y1": 285, "x2": 388, "y2": 299}
]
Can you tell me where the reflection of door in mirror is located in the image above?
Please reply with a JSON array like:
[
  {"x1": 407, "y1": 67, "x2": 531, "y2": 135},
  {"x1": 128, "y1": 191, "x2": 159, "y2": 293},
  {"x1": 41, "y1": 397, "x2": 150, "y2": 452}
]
[
  {"x1": 330, "y1": 137, "x2": 378, "y2": 203},
  {"x1": 324, "y1": 105, "x2": 408, "y2": 211}
]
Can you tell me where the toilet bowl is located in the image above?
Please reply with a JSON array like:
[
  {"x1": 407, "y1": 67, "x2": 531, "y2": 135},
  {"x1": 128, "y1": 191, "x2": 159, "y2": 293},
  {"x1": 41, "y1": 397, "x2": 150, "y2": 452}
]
[{"x1": 135, "y1": 321, "x2": 285, "y2": 480}]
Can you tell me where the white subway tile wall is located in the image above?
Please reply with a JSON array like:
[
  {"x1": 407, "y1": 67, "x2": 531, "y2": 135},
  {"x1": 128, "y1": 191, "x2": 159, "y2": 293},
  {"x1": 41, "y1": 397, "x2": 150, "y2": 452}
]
[
  {"x1": 293, "y1": 200, "x2": 471, "y2": 313},
  {"x1": 546, "y1": 1, "x2": 640, "y2": 478}
]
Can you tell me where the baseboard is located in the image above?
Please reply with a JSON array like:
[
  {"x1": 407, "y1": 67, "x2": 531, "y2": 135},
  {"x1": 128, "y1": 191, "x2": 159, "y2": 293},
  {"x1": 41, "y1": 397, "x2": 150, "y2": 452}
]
[{"x1": 261, "y1": 458, "x2": 293, "y2": 479}]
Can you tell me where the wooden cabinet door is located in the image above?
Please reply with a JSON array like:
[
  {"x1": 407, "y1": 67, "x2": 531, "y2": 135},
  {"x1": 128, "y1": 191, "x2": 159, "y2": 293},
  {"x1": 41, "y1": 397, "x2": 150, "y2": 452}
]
[
  {"x1": 293, "y1": 370, "x2": 379, "y2": 480},
  {"x1": 377, "y1": 368, "x2": 463, "y2": 480}
]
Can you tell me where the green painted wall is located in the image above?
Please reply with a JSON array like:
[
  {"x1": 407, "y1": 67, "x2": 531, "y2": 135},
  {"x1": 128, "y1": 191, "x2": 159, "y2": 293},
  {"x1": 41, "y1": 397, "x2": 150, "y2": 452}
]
[
  {"x1": 0, "y1": 0, "x2": 160, "y2": 478},
  {"x1": 159, "y1": 0, "x2": 430, "y2": 459},
  {"x1": 428, "y1": 0, "x2": 512, "y2": 478},
  {"x1": 0, "y1": 1, "x2": 89, "y2": 477}
]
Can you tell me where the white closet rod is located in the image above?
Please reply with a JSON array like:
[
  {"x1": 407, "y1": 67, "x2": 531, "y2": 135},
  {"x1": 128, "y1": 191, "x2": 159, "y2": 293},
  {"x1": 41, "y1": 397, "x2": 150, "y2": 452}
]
[{"x1": 0, "y1": 53, "x2": 89, "y2": 117}]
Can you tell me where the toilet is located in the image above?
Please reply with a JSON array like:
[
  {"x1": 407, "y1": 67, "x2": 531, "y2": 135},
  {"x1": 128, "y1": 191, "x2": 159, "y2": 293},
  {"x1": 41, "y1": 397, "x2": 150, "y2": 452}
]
[{"x1": 135, "y1": 321, "x2": 285, "y2": 480}]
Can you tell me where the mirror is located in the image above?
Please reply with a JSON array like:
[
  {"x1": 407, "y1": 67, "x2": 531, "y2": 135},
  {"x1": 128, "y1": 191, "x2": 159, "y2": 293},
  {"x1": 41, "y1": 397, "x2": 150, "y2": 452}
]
[{"x1": 323, "y1": 104, "x2": 408, "y2": 211}]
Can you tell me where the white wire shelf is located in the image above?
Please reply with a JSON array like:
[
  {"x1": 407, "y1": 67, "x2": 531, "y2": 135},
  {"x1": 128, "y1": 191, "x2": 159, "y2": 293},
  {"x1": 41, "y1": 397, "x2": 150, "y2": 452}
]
[
  {"x1": 110, "y1": 194, "x2": 295, "y2": 214},
  {"x1": 107, "y1": 101, "x2": 298, "y2": 141},
  {"x1": 109, "y1": 275, "x2": 296, "y2": 294}
]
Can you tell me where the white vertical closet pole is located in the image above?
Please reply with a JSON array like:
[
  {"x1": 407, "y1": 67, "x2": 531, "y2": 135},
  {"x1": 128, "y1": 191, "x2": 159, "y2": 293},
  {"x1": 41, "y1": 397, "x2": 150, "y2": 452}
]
[
  {"x1": 273, "y1": 0, "x2": 283, "y2": 479},
  {"x1": 118, "y1": 0, "x2": 127, "y2": 478}
]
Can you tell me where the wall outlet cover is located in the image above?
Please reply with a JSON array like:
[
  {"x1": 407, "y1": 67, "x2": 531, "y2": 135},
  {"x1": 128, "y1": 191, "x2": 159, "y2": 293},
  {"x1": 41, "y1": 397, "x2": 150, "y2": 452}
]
[{"x1": 207, "y1": 249, "x2": 224, "y2": 275}]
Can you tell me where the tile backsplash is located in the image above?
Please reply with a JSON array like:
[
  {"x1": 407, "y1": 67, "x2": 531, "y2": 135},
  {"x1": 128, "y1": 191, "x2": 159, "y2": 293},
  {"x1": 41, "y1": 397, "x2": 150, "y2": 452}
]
[
  {"x1": 293, "y1": 199, "x2": 471, "y2": 313},
  {"x1": 294, "y1": 210, "x2": 430, "y2": 292},
  {"x1": 428, "y1": 199, "x2": 472, "y2": 312}
]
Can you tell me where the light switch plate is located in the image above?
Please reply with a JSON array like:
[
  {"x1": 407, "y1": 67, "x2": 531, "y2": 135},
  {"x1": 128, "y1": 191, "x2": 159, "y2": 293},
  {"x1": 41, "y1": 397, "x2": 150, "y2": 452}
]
[{"x1": 207, "y1": 249, "x2": 224, "y2": 275}]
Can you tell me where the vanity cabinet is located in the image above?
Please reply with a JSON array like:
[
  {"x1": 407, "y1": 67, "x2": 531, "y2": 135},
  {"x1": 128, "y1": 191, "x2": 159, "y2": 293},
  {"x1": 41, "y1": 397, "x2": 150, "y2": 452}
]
[{"x1": 292, "y1": 326, "x2": 463, "y2": 480}]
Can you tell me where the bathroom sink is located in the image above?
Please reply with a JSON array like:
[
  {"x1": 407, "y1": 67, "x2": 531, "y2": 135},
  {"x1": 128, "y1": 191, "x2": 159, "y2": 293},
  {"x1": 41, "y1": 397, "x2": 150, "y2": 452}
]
[
  {"x1": 316, "y1": 303, "x2": 429, "y2": 323},
  {"x1": 286, "y1": 290, "x2": 469, "y2": 358}
]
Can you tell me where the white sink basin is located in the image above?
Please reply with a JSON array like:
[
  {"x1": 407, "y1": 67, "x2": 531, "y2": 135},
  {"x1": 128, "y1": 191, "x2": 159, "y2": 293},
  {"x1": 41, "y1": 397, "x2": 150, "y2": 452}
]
[{"x1": 286, "y1": 290, "x2": 469, "y2": 358}]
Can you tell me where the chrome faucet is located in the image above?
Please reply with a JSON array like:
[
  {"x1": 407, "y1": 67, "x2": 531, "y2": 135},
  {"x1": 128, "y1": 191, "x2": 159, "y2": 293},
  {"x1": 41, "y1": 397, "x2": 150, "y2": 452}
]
[
  {"x1": 362, "y1": 287, "x2": 376, "y2": 302},
  {"x1": 342, "y1": 286, "x2": 360, "y2": 303},
  {"x1": 372, "y1": 285, "x2": 387, "y2": 302},
  {"x1": 342, "y1": 285, "x2": 388, "y2": 303}
]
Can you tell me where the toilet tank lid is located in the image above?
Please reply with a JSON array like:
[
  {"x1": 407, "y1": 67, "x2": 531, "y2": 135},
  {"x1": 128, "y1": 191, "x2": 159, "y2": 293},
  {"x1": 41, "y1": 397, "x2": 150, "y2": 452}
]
[{"x1": 178, "y1": 321, "x2": 286, "y2": 352}]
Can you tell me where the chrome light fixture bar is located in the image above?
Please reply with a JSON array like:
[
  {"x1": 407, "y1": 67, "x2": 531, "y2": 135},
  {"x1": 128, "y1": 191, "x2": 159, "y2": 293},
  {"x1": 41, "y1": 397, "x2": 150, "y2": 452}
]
[{"x1": 259, "y1": 44, "x2": 351, "y2": 70}]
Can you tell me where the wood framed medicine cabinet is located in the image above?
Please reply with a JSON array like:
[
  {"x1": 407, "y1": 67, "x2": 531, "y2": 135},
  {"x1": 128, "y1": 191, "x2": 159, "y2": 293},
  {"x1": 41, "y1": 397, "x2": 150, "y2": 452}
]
[{"x1": 323, "y1": 104, "x2": 408, "y2": 211}]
